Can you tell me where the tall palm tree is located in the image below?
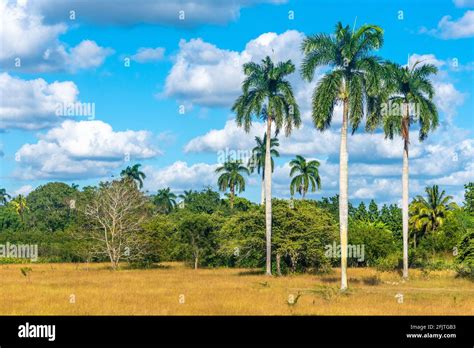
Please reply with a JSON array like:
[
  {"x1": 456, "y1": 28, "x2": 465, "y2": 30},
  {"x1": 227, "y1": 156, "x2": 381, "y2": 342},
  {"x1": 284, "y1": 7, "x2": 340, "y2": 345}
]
[
  {"x1": 120, "y1": 164, "x2": 146, "y2": 189},
  {"x1": 11, "y1": 194, "x2": 28, "y2": 221},
  {"x1": 248, "y1": 132, "x2": 280, "y2": 205},
  {"x1": 215, "y1": 160, "x2": 250, "y2": 209},
  {"x1": 232, "y1": 56, "x2": 301, "y2": 275},
  {"x1": 369, "y1": 61, "x2": 438, "y2": 279},
  {"x1": 0, "y1": 188, "x2": 11, "y2": 205},
  {"x1": 154, "y1": 188, "x2": 177, "y2": 214},
  {"x1": 409, "y1": 185, "x2": 455, "y2": 248},
  {"x1": 301, "y1": 22, "x2": 384, "y2": 289},
  {"x1": 289, "y1": 155, "x2": 321, "y2": 199}
]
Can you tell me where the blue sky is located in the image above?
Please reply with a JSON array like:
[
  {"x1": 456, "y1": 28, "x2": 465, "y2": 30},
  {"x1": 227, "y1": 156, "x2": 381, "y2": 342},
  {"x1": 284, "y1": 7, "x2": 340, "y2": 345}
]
[{"x1": 0, "y1": 0, "x2": 473, "y2": 205}]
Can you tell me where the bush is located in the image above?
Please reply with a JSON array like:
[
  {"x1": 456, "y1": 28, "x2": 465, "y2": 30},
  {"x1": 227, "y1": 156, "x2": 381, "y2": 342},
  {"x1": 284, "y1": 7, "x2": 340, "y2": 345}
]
[
  {"x1": 348, "y1": 220, "x2": 397, "y2": 267},
  {"x1": 375, "y1": 252, "x2": 401, "y2": 271},
  {"x1": 455, "y1": 227, "x2": 474, "y2": 279}
]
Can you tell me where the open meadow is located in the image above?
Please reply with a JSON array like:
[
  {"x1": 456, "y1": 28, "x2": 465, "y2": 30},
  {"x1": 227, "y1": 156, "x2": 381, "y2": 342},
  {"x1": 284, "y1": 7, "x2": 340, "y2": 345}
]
[{"x1": 1, "y1": 262, "x2": 472, "y2": 316}]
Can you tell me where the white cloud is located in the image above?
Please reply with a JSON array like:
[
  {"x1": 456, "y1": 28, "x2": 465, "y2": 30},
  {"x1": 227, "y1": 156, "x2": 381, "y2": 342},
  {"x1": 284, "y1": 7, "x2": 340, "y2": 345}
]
[
  {"x1": 422, "y1": 10, "x2": 474, "y2": 39},
  {"x1": 66, "y1": 40, "x2": 114, "y2": 71},
  {"x1": 0, "y1": 73, "x2": 79, "y2": 130},
  {"x1": 184, "y1": 119, "x2": 265, "y2": 153},
  {"x1": 408, "y1": 53, "x2": 446, "y2": 68},
  {"x1": 433, "y1": 81, "x2": 466, "y2": 120},
  {"x1": 29, "y1": 0, "x2": 285, "y2": 27},
  {"x1": 0, "y1": 0, "x2": 113, "y2": 72},
  {"x1": 163, "y1": 38, "x2": 245, "y2": 107},
  {"x1": 14, "y1": 120, "x2": 160, "y2": 180},
  {"x1": 143, "y1": 161, "x2": 218, "y2": 192},
  {"x1": 427, "y1": 163, "x2": 474, "y2": 186},
  {"x1": 164, "y1": 30, "x2": 306, "y2": 107},
  {"x1": 13, "y1": 185, "x2": 33, "y2": 196},
  {"x1": 131, "y1": 47, "x2": 166, "y2": 63}
]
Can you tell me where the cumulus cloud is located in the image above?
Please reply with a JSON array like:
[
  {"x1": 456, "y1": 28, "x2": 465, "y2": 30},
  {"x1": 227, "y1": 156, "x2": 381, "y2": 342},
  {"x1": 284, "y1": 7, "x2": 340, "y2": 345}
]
[
  {"x1": 164, "y1": 30, "x2": 306, "y2": 107},
  {"x1": 421, "y1": 10, "x2": 474, "y2": 39},
  {"x1": 14, "y1": 120, "x2": 160, "y2": 180},
  {"x1": 29, "y1": 0, "x2": 285, "y2": 27},
  {"x1": 0, "y1": 0, "x2": 113, "y2": 72},
  {"x1": 184, "y1": 119, "x2": 265, "y2": 153},
  {"x1": 0, "y1": 73, "x2": 79, "y2": 130},
  {"x1": 143, "y1": 161, "x2": 218, "y2": 192},
  {"x1": 131, "y1": 47, "x2": 166, "y2": 63}
]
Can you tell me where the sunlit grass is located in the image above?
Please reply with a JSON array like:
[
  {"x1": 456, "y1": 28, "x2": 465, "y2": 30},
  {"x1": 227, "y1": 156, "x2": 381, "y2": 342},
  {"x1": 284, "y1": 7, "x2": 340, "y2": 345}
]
[{"x1": 0, "y1": 262, "x2": 472, "y2": 315}]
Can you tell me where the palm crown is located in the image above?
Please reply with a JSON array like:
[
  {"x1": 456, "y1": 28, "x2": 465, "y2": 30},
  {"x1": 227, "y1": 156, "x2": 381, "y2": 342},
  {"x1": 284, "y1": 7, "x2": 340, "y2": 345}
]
[
  {"x1": 289, "y1": 155, "x2": 322, "y2": 198},
  {"x1": 248, "y1": 133, "x2": 280, "y2": 176},
  {"x1": 410, "y1": 185, "x2": 455, "y2": 235},
  {"x1": 120, "y1": 164, "x2": 146, "y2": 189},
  {"x1": 232, "y1": 56, "x2": 301, "y2": 134},
  {"x1": 215, "y1": 160, "x2": 250, "y2": 209},
  {"x1": 0, "y1": 188, "x2": 11, "y2": 205},
  {"x1": 154, "y1": 187, "x2": 177, "y2": 213},
  {"x1": 370, "y1": 61, "x2": 439, "y2": 142},
  {"x1": 301, "y1": 22, "x2": 384, "y2": 132}
]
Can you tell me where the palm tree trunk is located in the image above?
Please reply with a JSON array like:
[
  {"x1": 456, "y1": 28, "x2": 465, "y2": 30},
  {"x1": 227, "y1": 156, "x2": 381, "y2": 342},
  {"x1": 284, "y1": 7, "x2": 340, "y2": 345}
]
[
  {"x1": 339, "y1": 98, "x2": 349, "y2": 290},
  {"x1": 402, "y1": 111, "x2": 410, "y2": 280},
  {"x1": 230, "y1": 184, "x2": 235, "y2": 209},
  {"x1": 261, "y1": 174, "x2": 265, "y2": 205},
  {"x1": 264, "y1": 118, "x2": 273, "y2": 276}
]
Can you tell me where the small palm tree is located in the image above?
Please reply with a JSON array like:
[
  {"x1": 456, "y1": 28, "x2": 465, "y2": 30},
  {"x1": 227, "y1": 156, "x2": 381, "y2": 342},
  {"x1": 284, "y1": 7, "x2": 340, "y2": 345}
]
[
  {"x1": 409, "y1": 185, "x2": 455, "y2": 248},
  {"x1": 154, "y1": 188, "x2": 177, "y2": 213},
  {"x1": 120, "y1": 164, "x2": 146, "y2": 189},
  {"x1": 368, "y1": 61, "x2": 438, "y2": 279},
  {"x1": 301, "y1": 22, "x2": 384, "y2": 289},
  {"x1": 11, "y1": 194, "x2": 28, "y2": 221},
  {"x1": 215, "y1": 160, "x2": 250, "y2": 209},
  {"x1": 0, "y1": 188, "x2": 11, "y2": 205},
  {"x1": 232, "y1": 56, "x2": 301, "y2": 275},
  {"x1": 248, "y1": 133, "x2": 280, "y2": 205},
  {"x1": 289, "y1": 155, "x2": 321, "y2": 199},
  {"x1": 179, "y1": 190, "x2": 195, "y2": 202}
]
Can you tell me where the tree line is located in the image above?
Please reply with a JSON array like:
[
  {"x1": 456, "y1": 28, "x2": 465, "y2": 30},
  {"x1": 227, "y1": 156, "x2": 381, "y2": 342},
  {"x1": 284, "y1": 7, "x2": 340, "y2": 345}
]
[{"x1": 0, "y1": 179, "x2": 472, "y2": 279}]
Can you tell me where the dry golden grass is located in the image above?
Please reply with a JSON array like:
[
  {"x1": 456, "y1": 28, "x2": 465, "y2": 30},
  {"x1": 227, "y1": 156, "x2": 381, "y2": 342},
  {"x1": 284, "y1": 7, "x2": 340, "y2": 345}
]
[{"x1": 0, "y1": 262, "x2": 472, "y2": 315}]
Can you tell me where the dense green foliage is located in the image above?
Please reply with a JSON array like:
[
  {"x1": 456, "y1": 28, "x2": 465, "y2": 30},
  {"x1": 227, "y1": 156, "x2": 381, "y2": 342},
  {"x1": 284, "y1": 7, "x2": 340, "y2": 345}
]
[{"x1": 0, "y1": 180, "x2": 471, "y2": 279}]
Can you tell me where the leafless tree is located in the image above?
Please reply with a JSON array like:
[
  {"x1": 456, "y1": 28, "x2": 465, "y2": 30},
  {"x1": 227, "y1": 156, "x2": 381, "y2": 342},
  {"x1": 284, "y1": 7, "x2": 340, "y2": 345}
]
[{"x1": 84, "y1": 180, "x2": 149, "y2": 269}]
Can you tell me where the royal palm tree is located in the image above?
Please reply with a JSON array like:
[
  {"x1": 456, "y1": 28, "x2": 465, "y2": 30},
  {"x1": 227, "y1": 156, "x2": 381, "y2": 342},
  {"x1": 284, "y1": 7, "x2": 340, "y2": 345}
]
[
  {"x1": 289, "y1": 155, "x2": 321, "y2": 199},
  {"x1": 120, "y1": 164, "x2": 146, "y2": 189},
  {"x1": 11, "y1": 194, "x2": 28, "y2": 221},
  {"x1": 248, "y1": 132, "x2": 280, "y2": 205},
  {"x1": 154, "y1": 188, "x2": 177, "y2": 213},
  {"x1": 0, "y1": 188, "x2": 11, "y2": 205},
  {"x1": 301, "y1": 22, "x2": 384, "y2": 289},
  {"x1": 409, "y1": 185, "x2": 455, "y2": 248},
  {"x1": 369, "y1": 61, "x2": 438, "y2": 279},
  {"x1": 232, "y1": 56, "x2": 301, "y2": 275},
  {"x1": 215, "y1": 160, "x2": 250, "y2": 209}
]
